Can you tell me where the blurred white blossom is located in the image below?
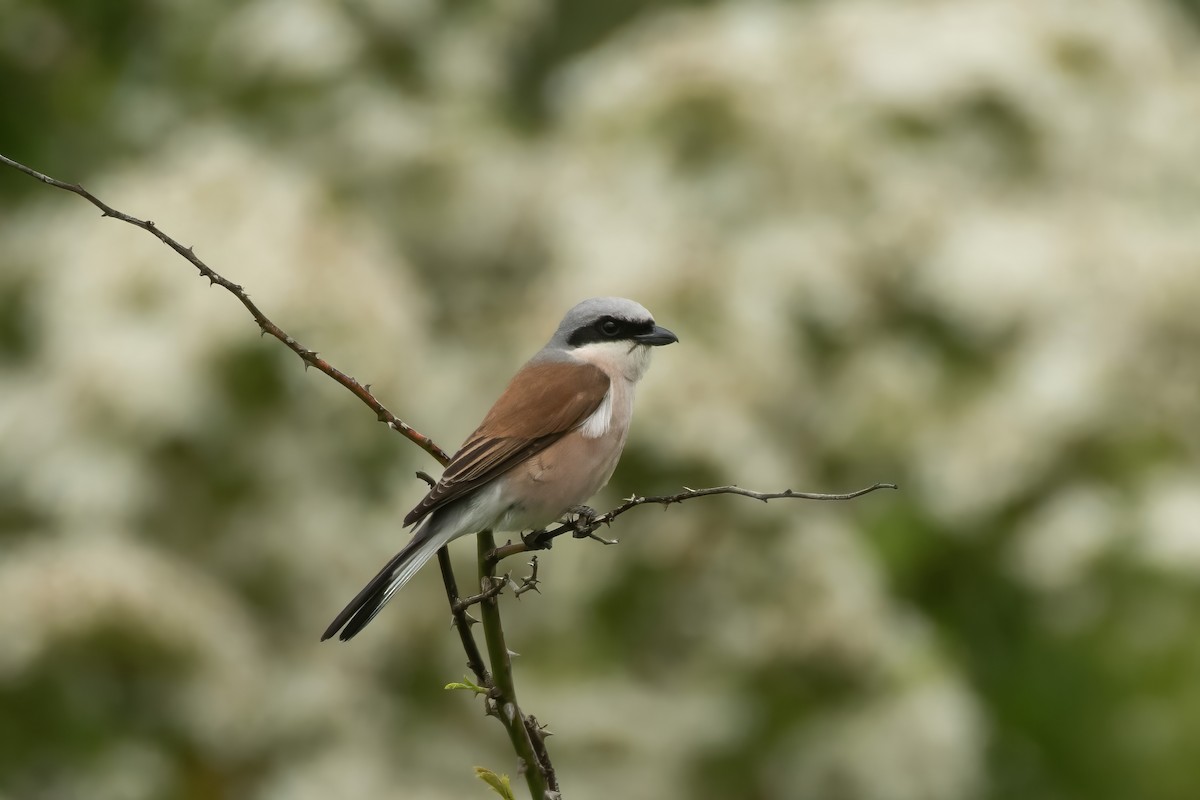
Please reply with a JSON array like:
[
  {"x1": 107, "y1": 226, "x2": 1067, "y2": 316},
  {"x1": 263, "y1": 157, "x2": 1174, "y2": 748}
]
[{"x1": 5, "y1": 0, "x2": 1200, "y2": 797}]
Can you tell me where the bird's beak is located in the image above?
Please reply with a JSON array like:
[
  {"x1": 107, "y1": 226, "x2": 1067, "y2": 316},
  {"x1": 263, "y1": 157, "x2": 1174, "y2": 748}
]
[{"x1": 636, "y1": 325, "x2": 679, "y2": 346}]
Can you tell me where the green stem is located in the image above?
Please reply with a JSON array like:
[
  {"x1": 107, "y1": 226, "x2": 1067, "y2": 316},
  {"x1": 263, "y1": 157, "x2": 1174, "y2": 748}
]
[{"x1": 477, "y1": 530, "x2": 549, "y2": 799}]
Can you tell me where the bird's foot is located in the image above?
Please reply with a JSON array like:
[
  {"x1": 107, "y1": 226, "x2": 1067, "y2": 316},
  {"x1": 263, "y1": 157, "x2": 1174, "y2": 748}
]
[
  {"x1": 521, "y1": 527, "x2": 554, "y2": 550},
  {"x1": 565, "y1": 504, "x2": 598, "y2": 536},
  {"x1": 566, "y1": 505, "x2": 617, "y2": 545}
]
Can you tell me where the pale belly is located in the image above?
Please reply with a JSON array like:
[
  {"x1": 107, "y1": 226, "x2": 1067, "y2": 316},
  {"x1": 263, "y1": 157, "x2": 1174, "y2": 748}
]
[
  {"x1": 460, "y1": 368, "x2": 641, "y2": 534},
  {"x1": 497, "y1": 426, "x2": 628, "y2": 531}
]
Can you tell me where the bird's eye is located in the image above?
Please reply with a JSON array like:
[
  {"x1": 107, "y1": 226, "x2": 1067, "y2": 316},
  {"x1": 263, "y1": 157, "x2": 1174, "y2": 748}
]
[{"x1": 600, "y1": 320, "x2": 621, "y2": 337}]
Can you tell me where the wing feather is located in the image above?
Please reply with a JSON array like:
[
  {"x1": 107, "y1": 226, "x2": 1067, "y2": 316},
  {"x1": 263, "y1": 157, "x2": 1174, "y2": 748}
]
[{"x1": 403, "y1": 361, "x2": 611, "y2": 527}]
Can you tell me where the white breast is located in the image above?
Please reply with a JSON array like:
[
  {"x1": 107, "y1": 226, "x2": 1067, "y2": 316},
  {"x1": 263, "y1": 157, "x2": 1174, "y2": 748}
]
[
  {"x1": 579, "y1": 389, "x2": 614, "y2": 439},
  {"x1": 570, "y1": 340, "x2": 650, "y2": 441}
]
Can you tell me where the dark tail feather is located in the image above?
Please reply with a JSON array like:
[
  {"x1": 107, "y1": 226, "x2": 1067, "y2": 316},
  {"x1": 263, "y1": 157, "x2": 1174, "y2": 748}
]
[{"x1": 321, "y1": 525, "x2": 445, "y2": 642}]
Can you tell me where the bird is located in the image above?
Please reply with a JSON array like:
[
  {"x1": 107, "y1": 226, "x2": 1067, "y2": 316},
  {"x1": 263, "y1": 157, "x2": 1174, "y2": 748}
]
[{"x1": 322, "y1": 297, "x2": 678, "y2": 641}]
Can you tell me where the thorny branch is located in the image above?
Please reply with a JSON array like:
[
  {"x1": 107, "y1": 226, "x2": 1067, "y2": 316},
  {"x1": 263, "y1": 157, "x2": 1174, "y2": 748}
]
[
  {"x1": 490, "y1": 482, "x2": 898, "y2": 563},
  {"x1": 455, "y1": 557, "x2": 542, "y2": 613},
  {"x1": 3, "y1": 152, "x2": 894, "y2": 800},
  {"x1": 0, "y1": 154, "x2": 451, "y2": 464},
  {"x1": 438, "y1": 549, "x2": 492, "y2": 689}
]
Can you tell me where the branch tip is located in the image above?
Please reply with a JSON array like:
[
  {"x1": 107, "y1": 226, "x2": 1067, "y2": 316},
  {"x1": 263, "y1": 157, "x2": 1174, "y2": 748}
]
[{"x1": 490, "y1": 480, "x2": 897, "y2": 563}]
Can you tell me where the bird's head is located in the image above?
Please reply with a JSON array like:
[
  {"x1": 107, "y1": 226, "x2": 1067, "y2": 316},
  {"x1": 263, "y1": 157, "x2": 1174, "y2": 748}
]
[{"x1": 548, "y1": 296, "x2": 678, "y2": 380}]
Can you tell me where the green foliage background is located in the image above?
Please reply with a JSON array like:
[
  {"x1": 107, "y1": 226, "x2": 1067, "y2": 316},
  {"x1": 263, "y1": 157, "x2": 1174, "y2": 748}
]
[{"x1": 3, "y1": 1, "x2": 1200, "y2": 798}]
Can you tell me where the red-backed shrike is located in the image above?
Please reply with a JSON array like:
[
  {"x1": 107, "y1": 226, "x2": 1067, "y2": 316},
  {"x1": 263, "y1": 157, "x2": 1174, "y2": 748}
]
[{"x1": 322, "y1": 297, "x2": 678, "y2": 641}]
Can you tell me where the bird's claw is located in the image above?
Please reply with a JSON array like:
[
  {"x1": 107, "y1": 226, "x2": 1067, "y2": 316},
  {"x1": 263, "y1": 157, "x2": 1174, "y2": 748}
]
[
  {"x1": 522, "y1": 527, "x2": 553, "y2": 550},
  {"x1": 566, "y1": 504, "x2": 598, "y2": 537}
]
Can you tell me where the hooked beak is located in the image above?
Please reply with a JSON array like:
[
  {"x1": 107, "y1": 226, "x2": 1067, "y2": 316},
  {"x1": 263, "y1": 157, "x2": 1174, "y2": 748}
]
[{"x1": 635, "y1": 325, "x2": 679, "y2": 346}]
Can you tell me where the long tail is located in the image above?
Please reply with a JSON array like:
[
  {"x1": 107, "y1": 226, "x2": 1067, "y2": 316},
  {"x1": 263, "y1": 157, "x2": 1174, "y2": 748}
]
[{"x1": 321, "y1": 518, "x2": 451, "y2": 642}]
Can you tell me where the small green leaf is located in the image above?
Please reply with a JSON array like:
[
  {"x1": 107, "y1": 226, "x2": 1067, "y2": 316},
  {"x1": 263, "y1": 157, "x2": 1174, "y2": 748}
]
[
  {"x1": 445, "y1": 676, "x2": 488, "y2": 695},
  {"x1": 474, "y1": 766, "x2": 516, "y2": 799}
]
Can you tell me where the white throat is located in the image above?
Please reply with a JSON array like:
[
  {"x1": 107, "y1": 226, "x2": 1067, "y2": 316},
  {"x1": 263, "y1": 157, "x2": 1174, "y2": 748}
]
[
  {"x1": 570, "y1": 341, "x2": 654, "y2": 383},
  {"x1": 570, "y1": 340, "x2": 653, "y2": 440}
]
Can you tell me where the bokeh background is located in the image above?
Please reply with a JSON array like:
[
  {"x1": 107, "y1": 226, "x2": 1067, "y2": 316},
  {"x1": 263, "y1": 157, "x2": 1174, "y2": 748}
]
[{"x1": 4, "y1": 0, "x2": 1200, "y2": 798}]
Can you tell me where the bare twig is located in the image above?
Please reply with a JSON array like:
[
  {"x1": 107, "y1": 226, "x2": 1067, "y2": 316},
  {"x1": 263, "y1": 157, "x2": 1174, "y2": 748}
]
[
  {"x1": 0, "y1": 153, "x2": 450, "y2": 465},
  {"x1": 525, "y1": 715, "x2": 557, "y2": 796},
  {"x1": 491, "y1": 483, "x2": 898, "y2": 562},
  {"x1": 439, "y1": 549, "x2": 492, "y2": 690},
  {"x1": 513, "y1": 557, "x2": 542, "y2": 598},
  {"x1": 455, "y1": 558, "x2": 541, "y2": 612},
  {"x1": 455, "y1": 575, "x2": 510, "y2": 613}
]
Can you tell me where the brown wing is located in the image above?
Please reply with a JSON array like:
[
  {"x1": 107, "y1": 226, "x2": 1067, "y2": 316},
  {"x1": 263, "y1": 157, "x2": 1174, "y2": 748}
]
[{"x1": 403, "y1": 360, "x2": 611, "y2": 527}]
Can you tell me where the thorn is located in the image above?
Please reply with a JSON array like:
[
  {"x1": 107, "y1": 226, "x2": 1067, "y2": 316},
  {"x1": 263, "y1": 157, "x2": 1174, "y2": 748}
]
[
  {"x1": 508, "y1": 648, "x2": 520, "y2": 658},
  {"x1": 463, "y1": 612, "x2": 479, "y2": 626}
]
